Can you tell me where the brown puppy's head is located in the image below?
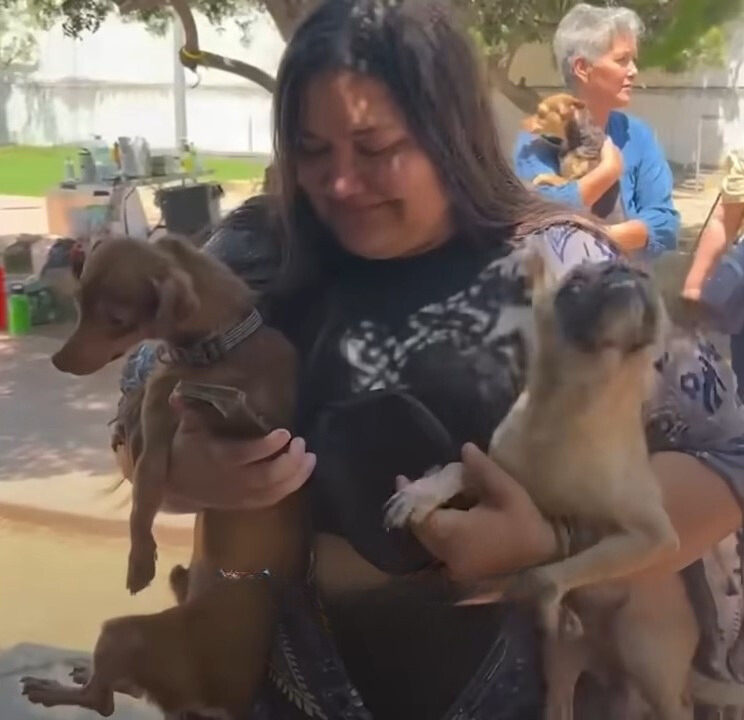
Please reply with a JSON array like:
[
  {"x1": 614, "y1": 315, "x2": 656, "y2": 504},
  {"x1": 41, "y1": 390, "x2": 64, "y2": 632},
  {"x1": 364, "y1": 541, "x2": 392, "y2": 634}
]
[
  {"x1": 52, "y1": 236, "x2": 199, "y2": 376},
  {"x1": 523, "y1": 93, "x2": 587, "y2": 143}
]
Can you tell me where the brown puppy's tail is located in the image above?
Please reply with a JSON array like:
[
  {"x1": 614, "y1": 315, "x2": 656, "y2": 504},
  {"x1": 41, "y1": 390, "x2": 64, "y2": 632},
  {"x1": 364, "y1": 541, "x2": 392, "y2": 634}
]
[{"x1": 169, "y1": 564, "x2": 190, "y2": 605}]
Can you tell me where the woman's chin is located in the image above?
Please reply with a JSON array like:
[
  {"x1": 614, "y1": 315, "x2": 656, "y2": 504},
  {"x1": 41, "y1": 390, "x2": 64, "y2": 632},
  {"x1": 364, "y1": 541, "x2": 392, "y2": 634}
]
[{"x1": 614, "y1": 90, "x2": 633, "y2": 107}]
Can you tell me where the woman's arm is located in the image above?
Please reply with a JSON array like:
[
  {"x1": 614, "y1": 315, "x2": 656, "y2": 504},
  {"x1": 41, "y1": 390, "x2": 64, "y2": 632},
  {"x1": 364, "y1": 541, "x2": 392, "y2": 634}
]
[
  {"x1": 683, "y1": 200, "x2": 744, "y2": 300},
  {"x1": 627, "y1": 120, "x2": 680, "y2": 256},
  {"x1": 412, "y1": 225, "x2": 742, "y2": 585},
  {"x1": 513, "y1": 133, "x2": 622, "y2": 208},
  {"x1": 605, "y1": 219, "x2": 648, "y2": 253},
  {"x1": 630, "y1": 452, "x2": 742, "y2": 579}
]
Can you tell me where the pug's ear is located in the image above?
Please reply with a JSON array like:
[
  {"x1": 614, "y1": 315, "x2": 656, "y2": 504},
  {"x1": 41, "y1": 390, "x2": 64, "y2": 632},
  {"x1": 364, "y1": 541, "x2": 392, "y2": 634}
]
[{"x1": 151, "y1": 267, "x2": 200, "y2": 328}]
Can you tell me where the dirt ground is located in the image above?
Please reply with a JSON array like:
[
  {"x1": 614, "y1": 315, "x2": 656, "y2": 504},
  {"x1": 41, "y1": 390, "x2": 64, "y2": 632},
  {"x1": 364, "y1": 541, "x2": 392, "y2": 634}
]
[{"x1": 0, "y1": 516, "x2": 191, "y2": 652}]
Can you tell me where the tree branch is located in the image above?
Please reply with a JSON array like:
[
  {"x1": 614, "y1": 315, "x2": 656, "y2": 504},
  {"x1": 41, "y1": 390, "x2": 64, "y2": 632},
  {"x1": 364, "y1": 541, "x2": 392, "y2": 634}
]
[
  {"x1": 488, "y1": 57, "x2": 541, "y2": 115},
  {"x1": 115, "y1": 0, "x2": 276, "y2": 93},
  {"x1": 180, "y1": 48, "x2": 276, "y2": 92}
]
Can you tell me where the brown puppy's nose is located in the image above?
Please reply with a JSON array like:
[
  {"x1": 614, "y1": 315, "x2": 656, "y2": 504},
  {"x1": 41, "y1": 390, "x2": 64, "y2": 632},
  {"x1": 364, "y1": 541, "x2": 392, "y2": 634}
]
[
  {"x1": 51, "y1": 348, "x2": 84, "y2": 376},
  {"x1": 51, "y1": 352, "x2": 66, "y2": 372}
]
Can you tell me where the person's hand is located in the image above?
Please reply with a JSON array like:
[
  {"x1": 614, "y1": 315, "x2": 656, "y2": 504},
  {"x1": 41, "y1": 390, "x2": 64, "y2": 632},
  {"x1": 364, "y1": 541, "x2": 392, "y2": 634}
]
[
  {"x1": 403, "y1": 444, "x2": 557, "y2": 584},
  {"x1": 600, "y1": 137, "x2": 623, "y2": 178},
  {"x1": 163, "y1": 392, "x2": 316, "y2": 512}
]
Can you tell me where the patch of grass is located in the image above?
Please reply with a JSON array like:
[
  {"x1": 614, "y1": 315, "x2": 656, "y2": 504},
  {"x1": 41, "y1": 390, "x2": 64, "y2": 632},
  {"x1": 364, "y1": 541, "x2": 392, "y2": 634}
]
[{"x1": 0, "y1": 145, "x2": 266, "y2": 197}]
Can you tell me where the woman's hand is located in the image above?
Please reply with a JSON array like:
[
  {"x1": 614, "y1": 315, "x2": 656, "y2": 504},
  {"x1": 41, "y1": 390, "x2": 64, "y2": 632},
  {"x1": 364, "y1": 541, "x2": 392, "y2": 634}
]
[
  {"x1": 578, "y1": 138, "x2": 623, "y2": 206},
  {"x1": 406, "y1": 444, "x2": 557, "y2": 583},
  {"x1": 600, "y1": 137, "x2": 623, "y2": 177},
  {"x1": 162, "y1": 393, "x2": 316, "y2": 512},
  {"x1": 603, "y1": 219, "x2": 648, "y2": 253}
]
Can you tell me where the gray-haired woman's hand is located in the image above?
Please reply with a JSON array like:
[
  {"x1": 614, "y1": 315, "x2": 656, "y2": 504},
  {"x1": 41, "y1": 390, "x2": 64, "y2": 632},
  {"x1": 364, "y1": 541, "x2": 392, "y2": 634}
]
[{"x1": 600, "y1": 137, "x2": 623, "y2": 178}]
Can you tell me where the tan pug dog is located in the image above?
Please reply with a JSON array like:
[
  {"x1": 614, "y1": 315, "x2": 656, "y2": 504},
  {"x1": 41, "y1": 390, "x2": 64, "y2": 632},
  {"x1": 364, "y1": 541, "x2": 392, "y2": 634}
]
[{"x1": 385, "y1": 253, "x2": 699, "y2": 720}]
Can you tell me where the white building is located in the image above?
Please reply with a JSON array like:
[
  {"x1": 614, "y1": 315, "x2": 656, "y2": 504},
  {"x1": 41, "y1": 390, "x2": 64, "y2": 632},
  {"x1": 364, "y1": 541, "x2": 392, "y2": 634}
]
[
  {"x1": 2, "y1": 9, "x2": 744, "y2": 169},
  {"x1": 0, "y1": 10, "x2": 284, "y2": 156}
]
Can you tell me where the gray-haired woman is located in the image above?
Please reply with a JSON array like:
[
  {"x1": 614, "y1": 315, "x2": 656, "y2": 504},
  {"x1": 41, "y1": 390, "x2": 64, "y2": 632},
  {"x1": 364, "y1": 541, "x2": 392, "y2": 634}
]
[{"x1": 514, "y1": 3, "x2": 680, "y2": 257}]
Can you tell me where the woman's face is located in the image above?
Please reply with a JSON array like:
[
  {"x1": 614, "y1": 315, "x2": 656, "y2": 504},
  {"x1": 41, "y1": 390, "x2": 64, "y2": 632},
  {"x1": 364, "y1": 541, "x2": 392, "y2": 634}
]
[
  {"x1": 295, "y1": 70, "x2": 452, "y2": 260},
  {"x1": 574, "y1": 33, "x2": 638, "y2": 109}
]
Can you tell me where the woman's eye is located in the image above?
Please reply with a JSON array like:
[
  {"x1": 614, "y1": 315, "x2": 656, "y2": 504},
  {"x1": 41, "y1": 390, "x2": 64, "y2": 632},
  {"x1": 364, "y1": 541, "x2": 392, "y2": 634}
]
[
  {"x1": 357, "y1": 138, "x2": 407, "y2": 158},
  {"x1": 298, "y1": 143, "x2": 329, "y2": 158},
  {"x1": 106, "y1": 309, "x2": 132, "y2": 331},
  {"x1": 357, "y1": 144, "x2": 391, "y2": 157}
]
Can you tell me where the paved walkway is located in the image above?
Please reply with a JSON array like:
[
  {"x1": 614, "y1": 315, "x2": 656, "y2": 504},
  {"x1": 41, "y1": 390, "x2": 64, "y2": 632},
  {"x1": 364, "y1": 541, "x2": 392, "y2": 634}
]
[
  {"x1": 0, "y1": 644, "x2": 161, "y2": 719},
  {"x1": 0, "y1": 330, "x2": 192, "y2": 719},
  {"x1": 0, "y1": 516, "x2": 188, "y2": 720},
  {"x1": 0, "y1": 329, "x2": 194, "y2": 531},
  {"x1": 0, "y1": 196, "x2": 49, "y2": 237}
]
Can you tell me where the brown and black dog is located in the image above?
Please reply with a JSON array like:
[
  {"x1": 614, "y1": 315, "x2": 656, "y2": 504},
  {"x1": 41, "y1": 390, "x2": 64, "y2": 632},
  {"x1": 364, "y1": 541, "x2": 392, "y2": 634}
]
[
  {"x1": 20, "y1": 234, "x2": 306, "y2": 717},
  {"x1": 523, "y1": 93, "x2": 605, "y2": 188}
]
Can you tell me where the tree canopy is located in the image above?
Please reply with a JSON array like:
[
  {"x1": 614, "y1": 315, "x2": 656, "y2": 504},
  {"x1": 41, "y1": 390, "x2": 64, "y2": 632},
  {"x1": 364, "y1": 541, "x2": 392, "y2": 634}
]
[{"x1": 2, "y1": 0, "x2": 743, "y2": 111}]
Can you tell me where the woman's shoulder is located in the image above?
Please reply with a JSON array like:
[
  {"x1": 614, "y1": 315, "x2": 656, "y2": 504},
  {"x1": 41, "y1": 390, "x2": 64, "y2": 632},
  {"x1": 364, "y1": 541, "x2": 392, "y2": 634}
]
[
  {"x1": 520, "y1": 220, "x2": 618, "y2": 278},
  {"x1": 202, "y1": 194, "x2": 284, "y2": 291},
  {"x1": 607, "y1": 110, "x2": 657, "y2": 143}
]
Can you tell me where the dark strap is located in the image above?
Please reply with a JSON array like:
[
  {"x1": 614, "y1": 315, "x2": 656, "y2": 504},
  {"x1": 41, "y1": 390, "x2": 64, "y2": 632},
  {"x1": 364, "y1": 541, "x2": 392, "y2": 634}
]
[{"x1": 163, "y1": 308, "x2": 263, "y2": 367}]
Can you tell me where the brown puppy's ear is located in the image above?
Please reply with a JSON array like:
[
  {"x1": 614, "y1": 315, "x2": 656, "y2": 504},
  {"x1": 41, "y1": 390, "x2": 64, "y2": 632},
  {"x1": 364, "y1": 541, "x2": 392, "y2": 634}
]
[
  {"x1": 151, "y1": 267, "x2": 200, "y2": 327},
  {"x1": 571, "y1": 97, "x2": 586, "y2": 109}
]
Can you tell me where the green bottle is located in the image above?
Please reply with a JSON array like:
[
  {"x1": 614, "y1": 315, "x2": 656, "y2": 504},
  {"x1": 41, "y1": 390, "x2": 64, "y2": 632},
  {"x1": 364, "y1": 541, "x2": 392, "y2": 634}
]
[{"x1": 8, "y1": 284, "x2": 31, "y2": 336}]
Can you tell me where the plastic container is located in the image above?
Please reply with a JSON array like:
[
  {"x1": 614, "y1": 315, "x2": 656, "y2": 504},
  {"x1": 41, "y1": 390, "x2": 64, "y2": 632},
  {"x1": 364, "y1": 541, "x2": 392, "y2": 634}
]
[
  {"x1": 7, "y1": 284, "x2": 31, "y2": 336},
  {"x1": 79, "y1": 149, "x2": 97, "y2": 183},
  {"x1": 0, "y1": 265, "x2": 7, "y2": 331}
]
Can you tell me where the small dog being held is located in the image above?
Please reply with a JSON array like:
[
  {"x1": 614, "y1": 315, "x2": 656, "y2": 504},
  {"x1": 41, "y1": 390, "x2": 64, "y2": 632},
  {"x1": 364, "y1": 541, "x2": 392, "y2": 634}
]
[
  {"x1": 523, "y1": 93, "x2": 605, "y2": 188},
  {"x1": 385, "y1": 254, "x2": 699, "y2": 719},
  {"x1": 21, "y1": 234, "x2": 305, "y2": 717}
]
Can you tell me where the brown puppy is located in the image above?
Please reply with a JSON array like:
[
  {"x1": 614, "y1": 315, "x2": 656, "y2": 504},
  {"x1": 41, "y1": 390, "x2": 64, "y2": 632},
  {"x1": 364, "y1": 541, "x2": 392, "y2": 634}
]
[
  {"x1": 385, "y1": 254, "x2": 699, "y2": 720},
  {"x1": 523, "y1": 93, "x2": 605, "y2": 188},
  {"x1": 21, "y1": 235, "x2": 305, "y2": 717}
]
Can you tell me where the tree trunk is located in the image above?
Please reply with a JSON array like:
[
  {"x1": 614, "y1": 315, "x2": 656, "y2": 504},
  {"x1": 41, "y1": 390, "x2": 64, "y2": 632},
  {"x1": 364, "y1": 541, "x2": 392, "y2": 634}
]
[{"x1": 489, "y1": 64, "x2": 542, "y2": 115}]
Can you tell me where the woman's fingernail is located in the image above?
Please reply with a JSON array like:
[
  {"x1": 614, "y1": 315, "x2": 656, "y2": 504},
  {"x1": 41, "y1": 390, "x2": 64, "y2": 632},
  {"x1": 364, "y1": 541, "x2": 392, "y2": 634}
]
[{"x1": 288, "y1": 436, "x2": 305, "y2": 454}]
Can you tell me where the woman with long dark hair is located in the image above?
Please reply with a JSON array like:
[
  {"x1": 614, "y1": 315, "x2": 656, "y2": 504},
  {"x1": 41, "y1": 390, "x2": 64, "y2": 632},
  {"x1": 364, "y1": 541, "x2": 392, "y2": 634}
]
[{"x1": 121, "y1": 1, "x2": 744, "y2": 717}]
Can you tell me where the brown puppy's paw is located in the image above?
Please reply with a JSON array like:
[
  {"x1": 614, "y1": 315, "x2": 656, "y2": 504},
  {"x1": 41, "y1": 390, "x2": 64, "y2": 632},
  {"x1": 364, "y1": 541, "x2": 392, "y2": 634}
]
[
  {"x1": 21, "y1": 677, "x2": 64, "y2": 704},
  {"x1": 126, "y1": 538, "x2": 158, "y2": 594},
  {"x1": 70, "y1": 663, "x2": 91, "y2": 685},
  {"x1": 532, "y1": 173, "x2": 568, "y2": 188},
  {"x1": 21, "y1": 676, "x2": 115, "y2": 716}
]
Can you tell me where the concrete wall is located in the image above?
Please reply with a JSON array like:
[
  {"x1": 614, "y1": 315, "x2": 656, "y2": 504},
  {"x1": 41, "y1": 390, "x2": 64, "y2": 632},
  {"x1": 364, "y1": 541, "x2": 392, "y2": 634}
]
[
  {"x1": 2, "y1": 12, "x2": 744, "y2": 167},
  {"x1": 0, "y1": 10, "x2": 283, "y2": 154}
]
